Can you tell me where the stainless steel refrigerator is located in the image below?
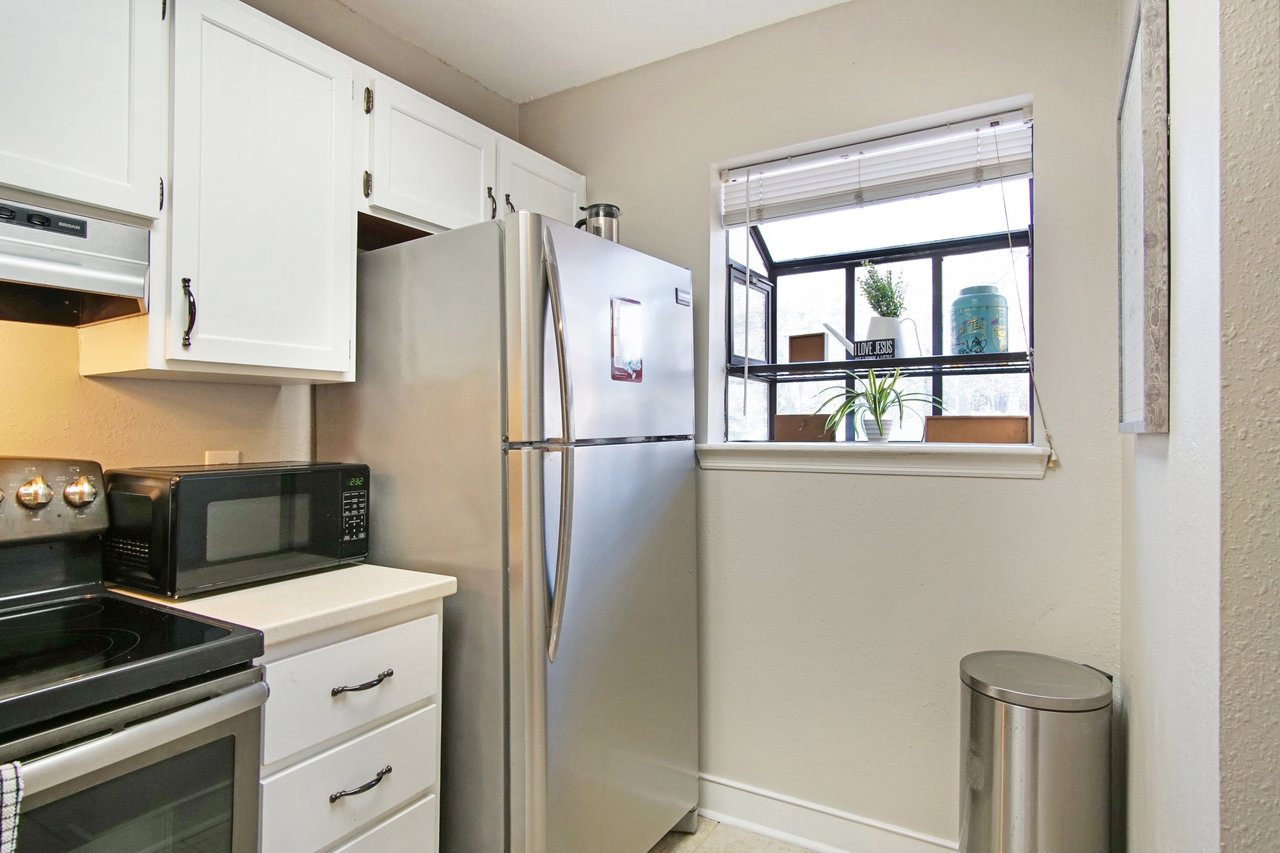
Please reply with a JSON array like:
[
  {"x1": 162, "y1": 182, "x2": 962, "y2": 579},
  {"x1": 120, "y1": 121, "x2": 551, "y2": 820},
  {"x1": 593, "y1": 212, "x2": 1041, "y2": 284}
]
[{"x1": 315, "y1": 212, "x2": 698, "y2": 853}]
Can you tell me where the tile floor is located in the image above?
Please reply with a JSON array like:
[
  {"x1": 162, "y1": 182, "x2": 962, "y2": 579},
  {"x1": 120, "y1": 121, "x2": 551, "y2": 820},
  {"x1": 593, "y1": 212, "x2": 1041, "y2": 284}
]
[{"x1": 648, "y1": 817, "x2": 813, "y2": 853}]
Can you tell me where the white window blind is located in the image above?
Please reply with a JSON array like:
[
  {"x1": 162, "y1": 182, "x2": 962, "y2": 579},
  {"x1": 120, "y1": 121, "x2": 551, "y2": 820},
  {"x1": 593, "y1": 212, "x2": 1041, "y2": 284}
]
[{"x1": 721, "y1": 110, "x2": 1033, "y2": 227}]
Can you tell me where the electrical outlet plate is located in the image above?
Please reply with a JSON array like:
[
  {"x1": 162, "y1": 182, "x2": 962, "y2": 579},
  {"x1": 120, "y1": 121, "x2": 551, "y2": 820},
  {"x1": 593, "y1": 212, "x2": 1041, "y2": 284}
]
[{"x1": 204, "y1": 450, "x2": 241, "y2": 465}]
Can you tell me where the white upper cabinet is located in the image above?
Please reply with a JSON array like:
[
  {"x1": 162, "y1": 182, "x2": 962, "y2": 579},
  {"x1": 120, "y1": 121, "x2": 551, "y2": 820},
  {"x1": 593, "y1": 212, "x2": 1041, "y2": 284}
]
[
  {"x1": 497, "y1": 140, "x2": 586, "y2": 227},
  {"x1": 362, "y1": 75, "x2": 497, "y2": 231},
  {"x1": 0, "y1": 0, "x2": 164, "y2": 218},
  {"x1": 168, "y1": 0, "x2": 355, "y2": 372}
]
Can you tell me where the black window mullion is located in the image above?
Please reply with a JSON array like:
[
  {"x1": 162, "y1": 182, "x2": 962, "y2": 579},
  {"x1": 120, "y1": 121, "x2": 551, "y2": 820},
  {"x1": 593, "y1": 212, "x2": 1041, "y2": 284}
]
[
  {"x1": 749, "y1": 225, "x2": 775, "y2": 278},
  {"x1": 844, "y1": 265, "x2": 858, "y2": 345},
  {"x1": 844, "y1": 265, "x2": 859, "y2": 441},
  {"x1": 766, "y1": 272, "x2": 778, "y2": 438},
  {"x1": 931, "y1": 254, "x2": 944, "y2": 415}
]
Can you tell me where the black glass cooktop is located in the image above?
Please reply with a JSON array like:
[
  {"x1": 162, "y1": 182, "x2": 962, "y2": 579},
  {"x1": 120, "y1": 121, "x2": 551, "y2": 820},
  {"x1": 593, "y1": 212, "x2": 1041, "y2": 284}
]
[{"x1": 0, "y1": 593, "x2": 262, "y2": 740}]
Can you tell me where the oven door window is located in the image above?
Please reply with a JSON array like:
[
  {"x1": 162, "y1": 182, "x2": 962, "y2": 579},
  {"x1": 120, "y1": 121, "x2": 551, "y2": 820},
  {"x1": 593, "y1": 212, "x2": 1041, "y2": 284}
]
[
  {"x1": 174, "y1": 471, "x2": 342, "y2": 588},
  {"x1": 19, "y1": 737, "x2": 235, "y2": 852}
]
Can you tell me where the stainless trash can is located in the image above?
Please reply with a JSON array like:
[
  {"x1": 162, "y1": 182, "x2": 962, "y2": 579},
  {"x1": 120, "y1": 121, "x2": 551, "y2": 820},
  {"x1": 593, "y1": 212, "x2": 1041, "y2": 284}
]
[{"x1": 959, "y1": 650, "x2": 1112, "y2": 852}]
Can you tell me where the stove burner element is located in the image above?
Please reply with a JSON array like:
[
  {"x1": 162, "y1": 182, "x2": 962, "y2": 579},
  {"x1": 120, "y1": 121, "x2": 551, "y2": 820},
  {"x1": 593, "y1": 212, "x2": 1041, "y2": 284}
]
[{"x1": 1, "y1": 628, "x2": 141, "y2": 695}]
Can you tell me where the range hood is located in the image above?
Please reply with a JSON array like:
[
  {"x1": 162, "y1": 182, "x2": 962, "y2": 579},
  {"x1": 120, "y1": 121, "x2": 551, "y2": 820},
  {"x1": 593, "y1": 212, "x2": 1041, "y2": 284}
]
[{"x1": 0, "y1": 197, "x2": 148, "y2": 327}]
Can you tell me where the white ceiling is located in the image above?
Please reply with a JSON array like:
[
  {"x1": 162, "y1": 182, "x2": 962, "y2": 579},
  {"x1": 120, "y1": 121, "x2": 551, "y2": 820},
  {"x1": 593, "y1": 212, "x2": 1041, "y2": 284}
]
[{"x1": 336, "y1": 0, "x2": 851, "y2": 103}]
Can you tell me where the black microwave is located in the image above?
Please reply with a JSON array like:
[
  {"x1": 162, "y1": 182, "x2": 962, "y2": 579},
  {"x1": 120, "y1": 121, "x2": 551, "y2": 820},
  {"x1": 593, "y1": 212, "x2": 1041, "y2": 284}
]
[{"x1": 103, "y1": 461, "x2": 369, "y2": 598}]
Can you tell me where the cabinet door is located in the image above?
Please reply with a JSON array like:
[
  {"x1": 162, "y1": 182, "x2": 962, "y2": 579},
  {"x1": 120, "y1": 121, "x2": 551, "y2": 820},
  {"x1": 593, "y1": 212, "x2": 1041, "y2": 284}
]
[
  {"x1": 366, "y1": 76, "x2": 497, "y2": 231},
  {"x1": 497, "y1": 141, "x2": 585, "y2": 227},
  {"x1": 170, "y1": 0, "x2": 354, "y2": 372},
  {"x1": 0, "y1": 0, "x2": 163, "y2": 217}
]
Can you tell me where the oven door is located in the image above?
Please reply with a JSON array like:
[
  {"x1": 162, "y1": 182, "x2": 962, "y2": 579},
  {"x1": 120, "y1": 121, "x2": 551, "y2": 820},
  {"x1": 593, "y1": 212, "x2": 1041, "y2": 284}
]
[{"x1": 16, "y1": 676, "x2": 266, "y2": 853}]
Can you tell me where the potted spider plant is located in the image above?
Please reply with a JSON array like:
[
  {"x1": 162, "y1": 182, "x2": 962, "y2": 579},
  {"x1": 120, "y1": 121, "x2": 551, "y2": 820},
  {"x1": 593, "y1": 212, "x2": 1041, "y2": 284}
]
[
  {"x1": 817, "y1": 367, "x2": 942, "y2": 442},
  {"x1": 860, "y1": 261, "x2": 915, "y2": 356}
]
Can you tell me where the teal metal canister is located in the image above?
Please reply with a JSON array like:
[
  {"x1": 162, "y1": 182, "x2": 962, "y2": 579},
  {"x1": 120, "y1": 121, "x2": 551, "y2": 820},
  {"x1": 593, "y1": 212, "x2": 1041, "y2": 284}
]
[{"x1": 950, "y1": 285, "x2": 1008, "y2": 354}]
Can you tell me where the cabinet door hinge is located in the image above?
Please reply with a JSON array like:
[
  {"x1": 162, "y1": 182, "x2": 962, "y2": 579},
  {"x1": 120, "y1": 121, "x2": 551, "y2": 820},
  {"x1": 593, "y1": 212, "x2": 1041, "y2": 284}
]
[
  {"x1": 363, "y1": 87, "x2": 374, "y2": 114},
  {"x1": 159, "y1": 177, "x2": 165, "y2": 210},
  {"x1": 363, "y1": 171, "x2": 373, "y2": 198},
  {"x1": 161, "y1": 0, "x2": 167, "y2": 20}
]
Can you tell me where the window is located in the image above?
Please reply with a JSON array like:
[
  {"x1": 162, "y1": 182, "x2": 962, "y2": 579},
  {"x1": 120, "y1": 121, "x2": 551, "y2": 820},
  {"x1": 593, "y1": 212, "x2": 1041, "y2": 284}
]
[{"x1": 721, "y1": 111, "x2": 1034, "y2": 443}]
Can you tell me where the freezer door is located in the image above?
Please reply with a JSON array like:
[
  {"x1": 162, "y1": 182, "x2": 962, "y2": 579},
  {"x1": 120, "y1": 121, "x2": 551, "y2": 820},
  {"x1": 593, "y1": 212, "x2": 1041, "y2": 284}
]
[
  {"x1": 504, "y1": 213, "x2": 694, "y2": 443},
  {"x1": 534, "y1": 440, "x2": 698, "y2": 853}
]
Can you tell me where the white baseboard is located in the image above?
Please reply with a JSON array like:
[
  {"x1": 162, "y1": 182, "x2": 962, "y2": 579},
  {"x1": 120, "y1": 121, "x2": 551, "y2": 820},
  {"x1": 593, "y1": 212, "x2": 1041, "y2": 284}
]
[{"x1": 698, "y1": 774, "x2": 959, "y2": 853}]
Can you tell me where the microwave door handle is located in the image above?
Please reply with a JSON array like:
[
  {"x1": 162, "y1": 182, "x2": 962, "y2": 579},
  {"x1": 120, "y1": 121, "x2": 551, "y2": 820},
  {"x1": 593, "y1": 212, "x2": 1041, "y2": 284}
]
[{"x1": 21, "y1": 682, "x2": 268, "y2": 798}]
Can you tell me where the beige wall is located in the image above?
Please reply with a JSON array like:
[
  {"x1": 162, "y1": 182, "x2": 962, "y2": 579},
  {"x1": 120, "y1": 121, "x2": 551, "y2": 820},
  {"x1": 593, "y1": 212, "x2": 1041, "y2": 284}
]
[
  {"x1": 0, "y1": 322, "x2": 310, "y2": 467},
  {"x1": 522, "y1": 0, "x2": 1123, "y2": 843},
  {"x1": 1120, "y1": 0, "x2": 1222, "y2": 849},
  {"x1": 242, "y1": 0, "x2": 519, "y2": 137},
  {"x1": 1219, "y1": 0, "x2": 1280, "y2": 847}
]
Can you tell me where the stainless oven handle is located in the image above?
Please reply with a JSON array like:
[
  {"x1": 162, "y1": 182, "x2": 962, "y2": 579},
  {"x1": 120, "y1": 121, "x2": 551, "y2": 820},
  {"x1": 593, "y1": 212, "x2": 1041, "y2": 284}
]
[{"x1": 21, "y1": 682, "x2": 268, "y2": 798}]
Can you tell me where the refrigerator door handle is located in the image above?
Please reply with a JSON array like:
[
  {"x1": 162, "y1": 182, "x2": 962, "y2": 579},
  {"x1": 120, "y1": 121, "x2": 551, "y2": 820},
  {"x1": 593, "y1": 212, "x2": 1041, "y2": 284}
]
[
  {"x1": 542, "y1": 227, "x2": 575, "y2": 444},
  {"x1": 543, "y1": 226, "x2": 576, "y2": 663},
  {"x1": 545, "y1": 446, "x2": 574, "y2": 662}
]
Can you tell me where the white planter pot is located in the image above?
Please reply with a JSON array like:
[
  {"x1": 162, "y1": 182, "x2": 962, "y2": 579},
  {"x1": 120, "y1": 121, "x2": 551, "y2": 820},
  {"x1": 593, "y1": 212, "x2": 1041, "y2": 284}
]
[{"x1": 861, "y1": 415, "x2": 897, "y2": 442}]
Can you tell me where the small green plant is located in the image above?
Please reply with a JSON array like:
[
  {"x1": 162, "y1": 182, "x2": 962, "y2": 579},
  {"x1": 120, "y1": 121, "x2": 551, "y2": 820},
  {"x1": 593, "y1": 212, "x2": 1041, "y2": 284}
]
[
  {"x1": 817, "y1": 368, "x2": 943, "y2": 437},
  {"x1": 859, "y1": 261, "x2": 906, "y2": 318}
]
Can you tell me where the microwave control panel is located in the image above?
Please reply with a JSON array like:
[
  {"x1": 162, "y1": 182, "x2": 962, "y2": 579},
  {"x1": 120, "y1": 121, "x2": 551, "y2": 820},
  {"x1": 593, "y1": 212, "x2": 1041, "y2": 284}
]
[{"x1": 339, "y1": 465, "x2": 370, "y2": 555}]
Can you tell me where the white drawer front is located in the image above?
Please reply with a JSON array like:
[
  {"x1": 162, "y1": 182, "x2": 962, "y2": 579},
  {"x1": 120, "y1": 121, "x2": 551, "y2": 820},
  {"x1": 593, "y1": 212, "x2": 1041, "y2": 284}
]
[
  {"x1": 264, "y1": 615, "x2": 439, "y2": 764},
  {"x1": 331, "y1": 794, "x2": 438, "y2": 853},
  {"x1": 262, "y1": 704, "x2": 439, "y2": 853}
]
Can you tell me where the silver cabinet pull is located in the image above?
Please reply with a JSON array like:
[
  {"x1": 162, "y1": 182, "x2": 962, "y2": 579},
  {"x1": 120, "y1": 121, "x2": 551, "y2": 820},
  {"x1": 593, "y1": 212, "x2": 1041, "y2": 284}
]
[
  {"x1": 331, "y1": 668, "x2": 394, "y2": 696},
  {"x1": 329, "y1": 765, "x2": 392, "y2": 803},
  {"x1": 181, "y1": 277, "x2": 196, "y2": 348}
]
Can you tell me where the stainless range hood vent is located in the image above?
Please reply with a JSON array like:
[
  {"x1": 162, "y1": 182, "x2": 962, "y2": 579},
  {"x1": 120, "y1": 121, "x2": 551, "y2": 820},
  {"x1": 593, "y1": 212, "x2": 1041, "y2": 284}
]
[{"x1": 0, "y1": 198, "x2": 148, "y2": 327}]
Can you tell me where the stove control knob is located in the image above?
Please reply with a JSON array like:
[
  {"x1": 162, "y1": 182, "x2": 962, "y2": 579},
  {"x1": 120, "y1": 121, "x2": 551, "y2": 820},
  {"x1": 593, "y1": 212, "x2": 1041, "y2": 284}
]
[
  {"x1": 63, "y1": 475, "x2": 98, "y2": 508},
  {"x1": 17, "y1": 475, "x2": 55, "y2": 509}
]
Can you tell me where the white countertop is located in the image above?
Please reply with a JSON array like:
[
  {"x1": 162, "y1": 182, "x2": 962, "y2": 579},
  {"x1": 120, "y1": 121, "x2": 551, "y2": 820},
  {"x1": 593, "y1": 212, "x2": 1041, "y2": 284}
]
[{"x1": 115, "y1": 564, "x2": 457, "y2": 650}]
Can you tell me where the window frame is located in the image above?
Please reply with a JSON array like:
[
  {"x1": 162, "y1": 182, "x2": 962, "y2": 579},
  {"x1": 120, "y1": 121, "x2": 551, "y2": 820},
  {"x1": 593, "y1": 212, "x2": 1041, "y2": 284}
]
[{"x1": 723, "y1": 218, "x2": 1036, "y2": 442}]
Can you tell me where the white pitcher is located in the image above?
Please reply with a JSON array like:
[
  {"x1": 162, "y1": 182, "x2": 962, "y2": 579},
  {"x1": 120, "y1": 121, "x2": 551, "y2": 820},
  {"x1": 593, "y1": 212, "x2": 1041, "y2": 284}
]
[{"x1": 865, "y1": 316, "x2": 921, "y2": 358}]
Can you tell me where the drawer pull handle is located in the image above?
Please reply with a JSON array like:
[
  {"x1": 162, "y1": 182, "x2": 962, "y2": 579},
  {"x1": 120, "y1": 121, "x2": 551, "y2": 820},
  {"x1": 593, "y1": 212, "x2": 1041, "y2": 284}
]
[
  {"x1": 329, "y1": 765, "x2": 392, "y2": 803},
  {"x1": 331, "y1": 668, "x2": 394, "y2": 696}
]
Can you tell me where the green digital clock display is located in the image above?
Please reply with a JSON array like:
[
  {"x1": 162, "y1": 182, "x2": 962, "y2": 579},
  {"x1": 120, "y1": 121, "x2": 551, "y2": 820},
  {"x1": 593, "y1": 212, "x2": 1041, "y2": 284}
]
[{"x1": 348, "y1": 476, "x2": 365, "y2": 488}]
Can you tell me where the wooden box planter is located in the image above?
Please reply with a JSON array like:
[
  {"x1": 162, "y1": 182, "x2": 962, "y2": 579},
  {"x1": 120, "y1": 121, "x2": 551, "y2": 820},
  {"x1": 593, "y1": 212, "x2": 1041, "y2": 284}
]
[
  {"x1": 788, "y1": 333, "x2": 826, "y2": 363},
  {"x1": 774, "y1": 414, "x2": 835, "y2": 441},
  {"x1": 924, "y1": 415, "x2": 1030, "y2": 444}
]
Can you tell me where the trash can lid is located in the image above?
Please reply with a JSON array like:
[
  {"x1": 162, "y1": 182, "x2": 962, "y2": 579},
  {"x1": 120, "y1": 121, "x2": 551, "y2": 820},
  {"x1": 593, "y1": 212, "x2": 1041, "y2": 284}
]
[{"x1": 960, "y1": 650, "x2": 1112, "y2": 712}]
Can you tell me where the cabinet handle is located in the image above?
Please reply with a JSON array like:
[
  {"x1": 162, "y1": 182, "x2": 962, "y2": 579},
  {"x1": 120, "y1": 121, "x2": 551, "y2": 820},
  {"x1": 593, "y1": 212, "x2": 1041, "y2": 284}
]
[
  {"x1": 331, "y1": 668, "x2": 394, "y2": 696},
  {"x1": 505, "y1": 193, "x2": 516, "y2": 214},
  {"x1": 180, "y1": 277, "x2": 196, "y2": 348},
  {"x1": 487, "y1": 187, "x2": 497, "y2": 219},
  {"x1": 329, "y1": 765, "x2": 392, "y2": 803}
]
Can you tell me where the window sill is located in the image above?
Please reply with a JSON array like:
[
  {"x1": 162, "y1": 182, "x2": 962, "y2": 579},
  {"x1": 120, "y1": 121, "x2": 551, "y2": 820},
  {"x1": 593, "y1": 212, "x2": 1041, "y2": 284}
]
[{"x1": 695, "y1": 441, "x2": 1051, "y2": 479}]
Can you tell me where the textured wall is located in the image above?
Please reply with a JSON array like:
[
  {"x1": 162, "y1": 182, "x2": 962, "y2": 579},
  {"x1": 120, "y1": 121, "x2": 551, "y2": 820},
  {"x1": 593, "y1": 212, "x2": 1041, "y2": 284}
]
[
  {"x1": 1219, "y1": 0, "x2": 1280, "y2": 847},
  {"x1": 521, "y1": 0, "x2": 1123, "y2": 841},
  {"x1": 1120, "y1": 0, "x2": 1222, "y2": 849},
  {"x1": 0, "y1": 322, "x2": 310, "y2": 468}
]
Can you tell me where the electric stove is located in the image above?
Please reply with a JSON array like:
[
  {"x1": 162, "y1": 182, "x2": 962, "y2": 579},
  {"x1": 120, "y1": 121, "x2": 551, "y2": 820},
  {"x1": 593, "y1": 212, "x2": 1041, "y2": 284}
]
[{"x1": 0, "y1": 456, "x2": 262, "y2": 744}]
